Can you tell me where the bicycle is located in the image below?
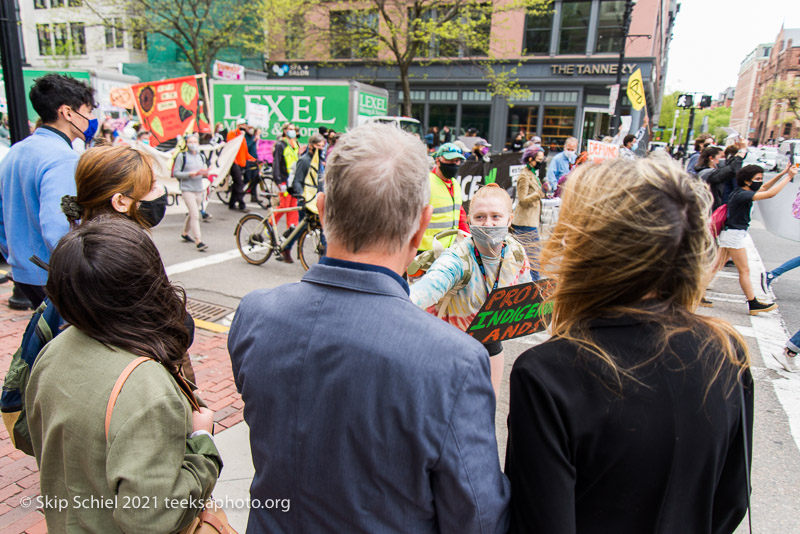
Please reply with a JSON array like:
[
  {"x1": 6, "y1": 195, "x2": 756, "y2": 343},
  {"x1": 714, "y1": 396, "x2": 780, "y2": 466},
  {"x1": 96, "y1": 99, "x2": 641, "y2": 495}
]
[
  {"x1": 234, "y1": 203, "x2": 325, "y2": 271},
  {"x1": 216, "y1": 163, "x2": 280, "y2": 209}
]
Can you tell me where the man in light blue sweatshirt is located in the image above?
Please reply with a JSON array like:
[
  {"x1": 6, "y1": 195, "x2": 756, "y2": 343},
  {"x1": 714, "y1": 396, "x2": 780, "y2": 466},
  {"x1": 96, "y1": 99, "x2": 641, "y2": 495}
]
[{"x1": 0, "y1": 74, "x2": 96, "y2": 307}]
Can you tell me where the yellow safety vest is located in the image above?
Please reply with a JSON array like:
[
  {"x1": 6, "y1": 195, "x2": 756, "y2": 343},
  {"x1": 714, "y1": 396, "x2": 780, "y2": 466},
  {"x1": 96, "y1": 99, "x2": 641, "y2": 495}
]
[
  {"x1": 284, "y1": 140, "x2": 299, "y2": 178},
  {"x1": 420, "y1": 172, "x2": 462, "y2": 251}
]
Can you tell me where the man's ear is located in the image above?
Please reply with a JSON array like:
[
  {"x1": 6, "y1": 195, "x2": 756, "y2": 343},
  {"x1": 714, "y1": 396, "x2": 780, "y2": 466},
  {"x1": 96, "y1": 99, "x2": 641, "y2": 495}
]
[{"x1": 410, "y1": 205, "x2": 433, "y2": 251}]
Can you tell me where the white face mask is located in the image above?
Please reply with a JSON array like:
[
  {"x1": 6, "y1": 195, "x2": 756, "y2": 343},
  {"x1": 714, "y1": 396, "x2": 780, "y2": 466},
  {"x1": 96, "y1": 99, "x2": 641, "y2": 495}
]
[
  {"x1": 187, "y1": 143, "x2": 199, "y2": 152},
  {"x1": 287, "y1": 130, "x2": 297, "y2": 139}
]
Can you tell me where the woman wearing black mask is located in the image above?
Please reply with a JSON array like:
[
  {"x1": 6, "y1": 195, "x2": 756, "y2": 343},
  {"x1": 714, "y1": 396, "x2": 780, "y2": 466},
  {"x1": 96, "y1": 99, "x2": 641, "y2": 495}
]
[
  {"x1": 512, "y1": 147, "x2": 545, "y2": 277},
  {"x1": 707, "y1": 163, "x2": 797, "y2": 315},
  {"x1": 61, "y1": 145, "x2": 167, "y2": 228},
  {"x1": 60, "y1": 146, "x2": 197, "y2": 382}
]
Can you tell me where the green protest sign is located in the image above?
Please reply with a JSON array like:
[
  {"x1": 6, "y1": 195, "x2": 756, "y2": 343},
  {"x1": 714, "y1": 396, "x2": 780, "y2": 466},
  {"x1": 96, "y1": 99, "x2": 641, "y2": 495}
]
[
  {"x1": 210, "y1": 81, "x2": 350, "y2": 141},
  {"x1": 467, "y1": 280, "x2": 553, "y2": 344}
]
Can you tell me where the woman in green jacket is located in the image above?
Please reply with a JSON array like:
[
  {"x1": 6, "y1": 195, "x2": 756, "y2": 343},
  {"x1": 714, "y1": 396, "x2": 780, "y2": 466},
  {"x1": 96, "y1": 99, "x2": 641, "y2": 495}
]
[{"x1": 26, "y1": 218, "x2": 221, "y2": 534}]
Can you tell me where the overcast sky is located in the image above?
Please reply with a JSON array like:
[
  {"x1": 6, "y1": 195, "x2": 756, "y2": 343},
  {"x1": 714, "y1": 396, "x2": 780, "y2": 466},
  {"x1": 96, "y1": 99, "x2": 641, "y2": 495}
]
[{"x1": 665, "y1": 0, "x2": 800, "y2": 96}]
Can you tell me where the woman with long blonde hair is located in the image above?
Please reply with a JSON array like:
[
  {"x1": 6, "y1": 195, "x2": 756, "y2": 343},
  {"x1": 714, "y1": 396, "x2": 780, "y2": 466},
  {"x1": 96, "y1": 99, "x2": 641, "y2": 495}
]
[{"x1": 505, "y1": 156, "x2": 752, "y2": 533}]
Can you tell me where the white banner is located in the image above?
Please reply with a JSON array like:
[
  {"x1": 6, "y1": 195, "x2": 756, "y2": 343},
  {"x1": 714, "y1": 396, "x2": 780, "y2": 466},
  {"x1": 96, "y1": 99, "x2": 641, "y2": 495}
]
[
  {"x1": 213, "y1": 60, "x2": 245, "y2": 81},
  {"x1": 245, "y1": 102, "x2": 271, "y2": 129}
]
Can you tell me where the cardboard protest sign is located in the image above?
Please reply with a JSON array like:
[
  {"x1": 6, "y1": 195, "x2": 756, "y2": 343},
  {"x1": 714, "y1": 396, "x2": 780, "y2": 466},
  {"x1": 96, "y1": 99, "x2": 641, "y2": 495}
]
[
  {"x1": 131, "y1": 75, "x2": 205, "y2": 147},
  {"x1": 467, "y1": 280, "x2": 553, "y2": 344},
  {"x1": 587, "y1": 140, "x2": 619, "y2": 164}
]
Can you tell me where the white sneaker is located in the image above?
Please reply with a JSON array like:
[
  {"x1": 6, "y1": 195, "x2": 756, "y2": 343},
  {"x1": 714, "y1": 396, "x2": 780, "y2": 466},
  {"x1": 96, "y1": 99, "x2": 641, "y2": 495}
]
[{"x1": 773, "y1": 349, "x2": 799, "y2": 373}]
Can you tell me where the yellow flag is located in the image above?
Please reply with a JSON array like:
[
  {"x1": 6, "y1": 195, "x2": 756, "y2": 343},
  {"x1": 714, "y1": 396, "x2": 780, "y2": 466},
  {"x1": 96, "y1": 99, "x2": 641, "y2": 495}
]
[{"x1": 626, "y1": 68, "x2": 646, "y2": 111}]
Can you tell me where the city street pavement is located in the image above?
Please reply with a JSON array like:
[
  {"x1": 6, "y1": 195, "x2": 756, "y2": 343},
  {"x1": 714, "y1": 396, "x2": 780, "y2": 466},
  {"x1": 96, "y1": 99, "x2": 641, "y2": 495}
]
[{"x1": 1, "y1": 194, "x2": 799, "y2": 532}]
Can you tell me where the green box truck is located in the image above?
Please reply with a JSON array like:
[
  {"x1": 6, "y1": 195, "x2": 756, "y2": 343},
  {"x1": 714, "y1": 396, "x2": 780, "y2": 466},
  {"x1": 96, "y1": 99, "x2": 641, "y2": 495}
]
[{"x1": 210, "y1": 80, "x2": 419, "y2": 141}]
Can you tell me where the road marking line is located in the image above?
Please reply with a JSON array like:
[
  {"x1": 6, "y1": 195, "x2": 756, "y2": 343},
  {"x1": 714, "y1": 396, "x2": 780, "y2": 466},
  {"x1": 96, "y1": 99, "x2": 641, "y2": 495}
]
[
  {"x1": 743, "y1": 234, "x2": 800, "y2": 450},
  {"x1": 165, "y1": 248, "x2": 243, "y2": 276}
]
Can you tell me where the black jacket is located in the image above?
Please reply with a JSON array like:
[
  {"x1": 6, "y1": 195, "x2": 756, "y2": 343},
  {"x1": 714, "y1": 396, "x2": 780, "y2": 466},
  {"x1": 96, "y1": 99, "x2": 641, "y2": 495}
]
[
  {"x1": 698, "y1": 155, "x2": 743, "y2": 210},
  {"x1": 506, "y1": 313, "x2": 752, "y2": 534}
]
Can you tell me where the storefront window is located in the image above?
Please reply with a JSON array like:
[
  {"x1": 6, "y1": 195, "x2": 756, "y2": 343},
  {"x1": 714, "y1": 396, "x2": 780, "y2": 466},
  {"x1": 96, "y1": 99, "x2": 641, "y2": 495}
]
[
  {"x1": 595, "y1": 1, "x2": 626, "y2": 53},
  {"x1": 506, "y1": 106, "x2": 539, "y2": 148},
  {"x1": 429, "y1": 104, "x2": 457, "y2": 143},
  {"x1": 460, "y1": 105, "x2": 491, "y2": 138},
  {"x1": 524, "y1": 12, "x2": 552, "y2": 55},
  {"x1": 542, "y1": 107, "x2": 576, "y2": 149},
  {"x1": 558, "y1": 1, "x2": 591, "y2": 54}
]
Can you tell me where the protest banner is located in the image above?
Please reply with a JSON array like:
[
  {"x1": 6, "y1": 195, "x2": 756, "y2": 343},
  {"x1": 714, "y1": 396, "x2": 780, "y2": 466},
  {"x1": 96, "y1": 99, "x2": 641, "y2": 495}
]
[
  {"x1": 587, "y1": 140, "x2": 620, "y2": 164},
  {"x1": 246, "y1": 102, "x2": 271, "y2": 129},
  {"x1": 466, "y1": 280, "x2": 553, "y2": 344},
  {"x1": 131, "y1": 75, "x2": 207, "y2": 147}
]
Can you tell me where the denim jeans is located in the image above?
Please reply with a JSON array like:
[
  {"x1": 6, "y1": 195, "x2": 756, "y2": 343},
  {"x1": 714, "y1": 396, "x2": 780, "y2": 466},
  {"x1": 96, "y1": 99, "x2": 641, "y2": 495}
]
[
  {"x1": 768, "y1": 255, "x2": 800, "y2": 280},
  {"x1": 788, "y1": 328, "x2": 800, "y2": 354}
]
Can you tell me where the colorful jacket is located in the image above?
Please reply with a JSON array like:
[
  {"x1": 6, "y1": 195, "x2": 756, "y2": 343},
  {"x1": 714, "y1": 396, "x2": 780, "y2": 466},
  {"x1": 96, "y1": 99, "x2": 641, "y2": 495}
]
[{"x1": 411, "y1": 235, "x2": 532, "y2": 332}]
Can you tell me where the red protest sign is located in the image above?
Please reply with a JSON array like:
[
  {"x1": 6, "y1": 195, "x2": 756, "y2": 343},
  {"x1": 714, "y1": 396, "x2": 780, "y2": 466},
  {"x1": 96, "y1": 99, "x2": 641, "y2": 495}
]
[
  {"x1": 466, "y1": 280, "x2": 553, "y2": 344},
  {"x1": 131, "y1": 75, "x2": 202, "y2": 146}
]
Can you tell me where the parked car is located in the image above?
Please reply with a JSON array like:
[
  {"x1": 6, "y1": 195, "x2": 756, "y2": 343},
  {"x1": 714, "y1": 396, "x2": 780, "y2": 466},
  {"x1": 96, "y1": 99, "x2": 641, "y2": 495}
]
[{"x1": 776, "y1": 139, "x2": 800, "y2": 170}]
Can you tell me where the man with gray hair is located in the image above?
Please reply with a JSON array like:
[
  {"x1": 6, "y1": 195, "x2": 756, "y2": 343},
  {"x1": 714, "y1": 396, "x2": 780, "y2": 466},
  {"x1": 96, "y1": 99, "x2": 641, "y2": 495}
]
[
  {"x1": 229, "y1": 122, "x2": 510, "y2": 533},
  {"x1": 545, "y1": 136, "x2": 578, "y2": 194}
]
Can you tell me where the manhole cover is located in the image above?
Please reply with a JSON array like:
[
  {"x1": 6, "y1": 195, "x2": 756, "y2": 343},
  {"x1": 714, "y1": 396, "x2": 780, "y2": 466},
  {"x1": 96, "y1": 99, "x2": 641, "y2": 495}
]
[{"x1": 186, "y1": 298, "x2": 235, "y2": 322}]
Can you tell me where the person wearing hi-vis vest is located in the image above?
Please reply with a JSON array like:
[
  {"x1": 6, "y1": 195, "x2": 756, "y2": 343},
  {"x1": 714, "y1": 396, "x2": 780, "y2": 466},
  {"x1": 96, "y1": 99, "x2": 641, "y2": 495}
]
[
  {"x1": 272, "y1": 122, "x2": 301, "y2": 231},
  {"x1": 419, "y1": 143, "x2": 469, "y2": 253}
]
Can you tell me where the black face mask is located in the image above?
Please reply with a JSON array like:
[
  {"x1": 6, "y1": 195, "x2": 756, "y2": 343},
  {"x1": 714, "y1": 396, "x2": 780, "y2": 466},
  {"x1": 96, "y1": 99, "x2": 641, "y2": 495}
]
[
  {"x1": 439, "y1": 162, "x2": 460, "y2": 179},
  {"x1": 137, "y1": 192, "x2": 168, "y2": 227},
  {"x1": 749, "y1": 181, "x2": 762, "y2": 192}
]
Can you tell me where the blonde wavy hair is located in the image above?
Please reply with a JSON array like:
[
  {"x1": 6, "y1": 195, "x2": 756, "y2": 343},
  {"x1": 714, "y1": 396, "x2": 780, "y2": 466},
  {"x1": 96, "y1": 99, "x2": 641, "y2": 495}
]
[{"x1": 541, "y1": 156, "x2": 749, "y2": 394}]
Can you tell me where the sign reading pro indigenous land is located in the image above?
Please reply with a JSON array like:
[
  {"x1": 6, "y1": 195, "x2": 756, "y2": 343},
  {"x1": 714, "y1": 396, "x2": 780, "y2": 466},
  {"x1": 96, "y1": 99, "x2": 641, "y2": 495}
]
[{"x1": 467, "y1": 281, "x2": 553, "y2": 344}]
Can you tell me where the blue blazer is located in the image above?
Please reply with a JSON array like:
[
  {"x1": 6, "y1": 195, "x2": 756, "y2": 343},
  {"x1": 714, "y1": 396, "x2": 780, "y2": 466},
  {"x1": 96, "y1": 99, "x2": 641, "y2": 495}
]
[{"x1": 229, "y1": 260, "x2": 510, "y2": 534}]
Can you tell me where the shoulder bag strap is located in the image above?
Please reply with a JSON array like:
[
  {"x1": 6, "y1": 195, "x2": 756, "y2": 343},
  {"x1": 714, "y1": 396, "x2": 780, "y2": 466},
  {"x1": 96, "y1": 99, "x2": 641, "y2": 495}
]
[
  {"x1": 105, "y1": 357, "x2": 151, "y2": 440},
  {"x1": 739, "y1": 379, "x2": 752, "y2": 533}
]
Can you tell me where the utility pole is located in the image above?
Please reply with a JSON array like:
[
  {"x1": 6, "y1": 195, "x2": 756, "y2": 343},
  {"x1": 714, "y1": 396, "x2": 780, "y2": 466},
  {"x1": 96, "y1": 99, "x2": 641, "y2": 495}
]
[
  {"x1": 0, "y1": 0, "x2": 30, "y2": 143},
  {"x1": 669, "y1": 109, "x2": 680, "y2": 145},
  {"x1": 609, "y1": 0, "x2": 636, "y2": 136},
  {"x1": 683, "y1": 107, "x2": 696, "y2": 153}
]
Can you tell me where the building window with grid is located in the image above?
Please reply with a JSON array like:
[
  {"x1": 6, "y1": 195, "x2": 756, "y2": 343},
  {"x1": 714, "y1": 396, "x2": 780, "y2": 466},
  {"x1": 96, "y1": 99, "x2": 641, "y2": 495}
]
[
  {"x1": 34, "y1": 0, "x2": 48, "y2": 9},
  {"x1": 105, "y1": 18, "x2": 124, "y2": 49},
  {"x1": 419, "y1": 4, "x2": 490, "y2": 58},
  {"x1": 595, "y1": 0, "x2": 626, "y2": 53},
  {"x1": 71, "y1": 23, "x2": 85, "y2": 54},
  {"x1": 524, "y1": 12, "x2": 552, "y2": 55},
  {"x1": 558, "y1": 1, "x2": 591, "y2": 54},
  {"x1": 329, "y1": 10, "x2": 378, "y2": 59},
  {"x1": 37, "y1": 24, "x2": 52, "y2": 55}
]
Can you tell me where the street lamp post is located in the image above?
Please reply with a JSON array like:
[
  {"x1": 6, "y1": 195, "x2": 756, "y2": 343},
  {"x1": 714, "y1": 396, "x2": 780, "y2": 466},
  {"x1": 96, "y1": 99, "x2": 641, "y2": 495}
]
[
  {"x1": 0, "y1": 0, "x2": 30, "y2": 143},
  {"x1": 669, "y1": 109, "x2": 680, "y2": 145},
  {"x1": 609, "y1": 0, "x2": 636, "y2": 137}
]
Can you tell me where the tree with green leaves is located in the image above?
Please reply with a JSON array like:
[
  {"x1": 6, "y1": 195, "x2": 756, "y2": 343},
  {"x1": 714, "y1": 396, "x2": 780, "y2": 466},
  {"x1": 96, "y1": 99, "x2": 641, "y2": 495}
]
[
  {"x1": 286, "y1": 0, "x2": 551, "y2": 116},
  {"x1": 760, "y1": 78, "x2": 800, "y2": 122},
  {"x1": 86, "y1": 0, "x2": 271, "y2": 76}
]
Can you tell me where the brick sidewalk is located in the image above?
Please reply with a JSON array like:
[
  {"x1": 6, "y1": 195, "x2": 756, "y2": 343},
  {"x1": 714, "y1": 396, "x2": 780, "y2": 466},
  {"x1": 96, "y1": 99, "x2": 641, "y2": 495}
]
[{"x1": 0, "y1": 282, "x2": 241, "y2": 533}]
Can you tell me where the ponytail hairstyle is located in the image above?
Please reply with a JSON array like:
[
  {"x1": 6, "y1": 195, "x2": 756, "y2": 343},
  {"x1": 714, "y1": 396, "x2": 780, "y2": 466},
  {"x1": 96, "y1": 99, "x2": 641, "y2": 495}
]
[
  {"x1": 541, "y1": 156, "x2": 749, "y2": 396},
  {"x1": 62, "y1": 145, "x2": 156, "y2": 229},
  {"x1": 696, "y1": 146, "x2": 722, "y2": 170},
  {"x1": 46, "y1": 216, "x2": 189, "y2": 373}
]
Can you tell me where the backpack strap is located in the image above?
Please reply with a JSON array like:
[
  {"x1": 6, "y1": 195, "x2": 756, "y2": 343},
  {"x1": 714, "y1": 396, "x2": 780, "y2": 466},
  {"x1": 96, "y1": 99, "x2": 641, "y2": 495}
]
[{"x1": 105, "y1": 357, "x2": 151, "y2": 440}]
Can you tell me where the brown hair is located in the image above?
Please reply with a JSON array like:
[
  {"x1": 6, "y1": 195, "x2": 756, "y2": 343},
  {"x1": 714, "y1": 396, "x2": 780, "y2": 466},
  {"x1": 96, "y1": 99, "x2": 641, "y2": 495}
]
[
  {"x1": 46, "y1": 216, "x2": 189, "y2": 373},
  {"x1": 64, "y1": 146, "x2": 155, "y2": 228},
  {"x1": 541, "y1": 156, "x2": 749, "y2": 395}
]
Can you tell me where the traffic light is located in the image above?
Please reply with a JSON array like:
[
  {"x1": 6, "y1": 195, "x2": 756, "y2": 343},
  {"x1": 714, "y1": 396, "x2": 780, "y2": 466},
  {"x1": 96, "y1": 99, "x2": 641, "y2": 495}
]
[
  {"x1": 699, "y1": 95, "x2": 712, "y2": 109},
  {"x1": 677, "y1": 94, "x2": 694, "y2": 108}
]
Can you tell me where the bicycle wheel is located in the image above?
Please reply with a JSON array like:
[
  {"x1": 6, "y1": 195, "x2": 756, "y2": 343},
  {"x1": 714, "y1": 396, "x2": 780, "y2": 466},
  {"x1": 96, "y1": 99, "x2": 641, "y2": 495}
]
[
  {"x1": 235, "y1": 213, "x2": 275, "y2": 265},
  {"x1": 260, "y1": 177, "x2": 281, "y2": 208},
  {"x1": 298, "y1": 227, "x2": 325, "y2": 271},
  {"x1": 216, "y1": 187, "x2": 231, "y2": 206}
]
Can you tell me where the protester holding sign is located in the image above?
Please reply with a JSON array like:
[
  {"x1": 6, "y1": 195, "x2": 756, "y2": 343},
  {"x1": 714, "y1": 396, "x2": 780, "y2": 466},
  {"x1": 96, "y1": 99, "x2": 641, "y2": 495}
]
[
  {"x1": 505, "y1": 157, "x2": 753, "y2": 533},
  {"x1": 411, "y1": 184, "x2": 532, "y2": 397}
]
